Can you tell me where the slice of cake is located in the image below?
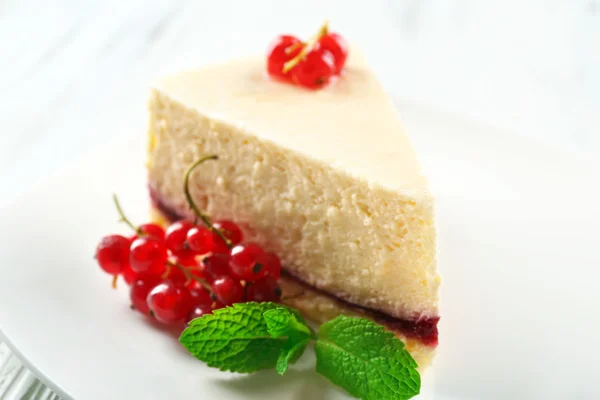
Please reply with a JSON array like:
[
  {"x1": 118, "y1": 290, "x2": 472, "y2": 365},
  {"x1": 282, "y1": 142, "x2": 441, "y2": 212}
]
[{"x1": 147, "y1": 48, "x2": 440, "y2": 365}]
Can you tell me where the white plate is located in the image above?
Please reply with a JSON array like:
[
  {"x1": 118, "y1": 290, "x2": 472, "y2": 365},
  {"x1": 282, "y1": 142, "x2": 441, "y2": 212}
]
[{"x1": 0, "y1": 101, "x2": 599, "y2": 400}]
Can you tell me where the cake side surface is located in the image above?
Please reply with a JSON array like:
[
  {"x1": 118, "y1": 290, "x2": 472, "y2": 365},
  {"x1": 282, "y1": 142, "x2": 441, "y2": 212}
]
[{"x1": 147, "y1": 87, "x2": 439, "y2": 321}]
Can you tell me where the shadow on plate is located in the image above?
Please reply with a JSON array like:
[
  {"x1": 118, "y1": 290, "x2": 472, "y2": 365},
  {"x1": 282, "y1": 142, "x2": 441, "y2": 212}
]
[{"x1": 214, "y1": 366, "x2": 343, "y2": 400}]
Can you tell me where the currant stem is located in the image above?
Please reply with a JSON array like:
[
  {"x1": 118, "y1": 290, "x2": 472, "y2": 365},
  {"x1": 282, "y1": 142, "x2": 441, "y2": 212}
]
[
  {"x1": 285, "y1": 41, "x2": 304, "y2": 55},
  {"x1": 183, "y1": 155, "x2": 232, "y2": 248},
  {"x1": 243, "y1": 282, "x2": 249, "y2": 302},
  {"x1": 113, "y1": 194, "x2": 140, "y2": 234},
  {"x1": 169, "y1": 260, "x2": 213, "y2": 293},
  {"x1": 161, "y1": 265, "x2": 172, "y2": 280},
  {"x1": 111, "y1": 275, "x2": 118, "y2": 289},
  {"x1": 282, "y1": 20, "x2": 329, "y2": 73}
]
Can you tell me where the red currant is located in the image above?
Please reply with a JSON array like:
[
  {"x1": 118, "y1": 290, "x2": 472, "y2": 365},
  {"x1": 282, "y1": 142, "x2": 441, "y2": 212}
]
[
  {"x1": 121, "y1": 264, "x2": 139, "y2": 285},
  {"x1": 317, "y1": 32, "x2": 348, "y2": 74},
  {"x1": 209, "y1": 230, "x2": 230, "y2": 254},
  {"x1": 95, "y1": 235, "x2": 130, "y2": 275},
  {"x1": 213, "y1": 302, "x2": 226, "y2": 310},
  {"x1": 130, "y1": 223, "x2": 166, "y2": 242},
  {"x1": 212, "y1": 276, "x2": 244, "y2": 305},
  {"x1": 265, "y1": 252, "x2": 282, "y2": 280},
  {"x1": 147, "y1": 281, "x2": 193, "y2": 324},
  {"x1": 171, "y1": 256, "x2": 204, "y2": 284},
  {"x1": 246, "y1": 277, "x2": 282, "y2": 302},
  {"x1": 266, "y1": 35, "x2": 302, "y2": 80},
  {"x1": 229, "y1": 244, "x2": 268, "y2": 281},
  {"x1": 128, "y1": 234, "x2": 137, "y2": 245},
  {"x1": 139, "y1": 223, "x2": 165, "y2": 239},
  {"x1": 213, "y1": 220, "x2": 243, "y2": 246},
  {"x1": 165, "y1": 220, "x2": 194, "y2": 257},
  {"x1": 175, "y1": 255, "x2": 200, "y2": 268},
  {"x1": 130, "y1": 276, "x2": 161, "y2": 316},
  {"x1": 189, "y1": 286, "x2": 213, "y2": 308},
  {"x1": 186, "y1": 226, "x2": 213, "y2": 255},
  {"x1": 129, "y1": 237, "x2": 167, "y2": 276},
  {"x1": 163, "y1": 264, "x2": 187, "y2": 283},
  {"x1": 291, "y1": 49, "x2": 335, "y2": 89},
  {"x1": 202, "y1": 254, "x2": 230, "y2": 283},
  {"x1": 186, "y1": 304, "x2": 213, "y2": 325},
  {"x1": 185, "y1": 270, "x2": 208, "y2": 289}
]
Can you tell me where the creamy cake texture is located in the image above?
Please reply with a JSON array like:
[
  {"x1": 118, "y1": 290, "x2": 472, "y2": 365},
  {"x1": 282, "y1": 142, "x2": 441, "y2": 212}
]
[{"x1": 147, "y1": 50, "x2": 440, "y2": 364}]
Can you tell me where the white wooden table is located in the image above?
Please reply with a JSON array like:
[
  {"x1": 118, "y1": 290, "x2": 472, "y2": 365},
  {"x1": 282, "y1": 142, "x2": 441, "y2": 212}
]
[{"x1": 0, "y1": 0, "x2": 598, "y2": 398}]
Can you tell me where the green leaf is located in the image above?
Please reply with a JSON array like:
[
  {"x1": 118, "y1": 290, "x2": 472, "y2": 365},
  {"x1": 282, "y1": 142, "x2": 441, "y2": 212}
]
[
  {"x1": 179, "y1": 302, "x2": 284, "y2": 373},
  {"x1": 263, "y1": 308, "x2": 313, "y2": 338},
  {"x1": 263, "y1": 307, "x2": 312, "y2": 375},
  {"x1": 315, "y1": 316, "x2": 421, "y2": 400},
  {"x1": 276, "y1": 337, "x2": 310, "y2": 375}
]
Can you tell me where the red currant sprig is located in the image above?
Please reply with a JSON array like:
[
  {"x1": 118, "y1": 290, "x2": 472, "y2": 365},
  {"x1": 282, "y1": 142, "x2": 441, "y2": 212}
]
[{"x1": 266, "y1": 21, "x2": 349, "y2": 89}]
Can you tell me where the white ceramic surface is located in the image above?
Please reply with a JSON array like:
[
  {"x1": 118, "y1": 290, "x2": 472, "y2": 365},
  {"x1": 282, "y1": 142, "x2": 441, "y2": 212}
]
[{"x1": 0, "y1": 102, "x2": 599, "y2": 400}]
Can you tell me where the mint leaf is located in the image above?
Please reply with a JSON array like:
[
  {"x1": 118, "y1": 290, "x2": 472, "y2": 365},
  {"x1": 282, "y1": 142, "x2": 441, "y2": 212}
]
[
  {"x1": 179, "y1": 302, "x2": 283, "y2": 373},
  {"x1": 263, "y1": 307, "x2": 313, "y2": 338},
  {"x1": 315, "y1": 316, "x2": 420, "y2": 400},
  {"x1": 276, "y1": 337, "x2": 310, "y2": 375},
  {"x1": 263, "y1": 307, "x2": 312, "y2": 375}
]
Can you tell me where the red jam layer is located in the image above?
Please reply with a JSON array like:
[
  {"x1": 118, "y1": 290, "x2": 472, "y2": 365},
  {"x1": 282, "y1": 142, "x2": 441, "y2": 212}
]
[
  {"x1": 281, "y1": 270, "x2": 439, "y2": 347},
  {"x1": 149, "y1": 186, "x2": 439, "y2": 347}
]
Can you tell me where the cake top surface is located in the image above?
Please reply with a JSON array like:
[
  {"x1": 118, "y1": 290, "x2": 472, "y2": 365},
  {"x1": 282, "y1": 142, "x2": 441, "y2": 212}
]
[{"x1": 153, "y1": 50, "x2": 429, "y2": 194}]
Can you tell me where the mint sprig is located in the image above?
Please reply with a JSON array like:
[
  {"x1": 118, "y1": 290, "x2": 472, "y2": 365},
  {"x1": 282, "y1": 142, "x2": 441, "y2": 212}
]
[
  {"x1": 316, "y1": 316, "x2": 420, "y2": 399},
  {"x1": 180, "y1": 302, "x2": 421, "y2": 399}
]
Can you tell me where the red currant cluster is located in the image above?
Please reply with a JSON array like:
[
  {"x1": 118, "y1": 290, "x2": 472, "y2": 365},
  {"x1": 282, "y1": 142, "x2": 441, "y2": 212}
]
[
  {"x1": 95, "y1": 212, "x2": 282, "y2": 326},
  {"x1": 267, "y1": 21, "x2": 348, "y2": 89},
  {"x1": 95, "y1": 155, "x2": 284, "y2": 328}
]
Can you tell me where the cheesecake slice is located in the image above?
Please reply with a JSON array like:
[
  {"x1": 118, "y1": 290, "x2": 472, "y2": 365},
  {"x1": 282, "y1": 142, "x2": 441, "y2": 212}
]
[{"x1": 147, "y1": 50, "x2": 440, "y2": 366}]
